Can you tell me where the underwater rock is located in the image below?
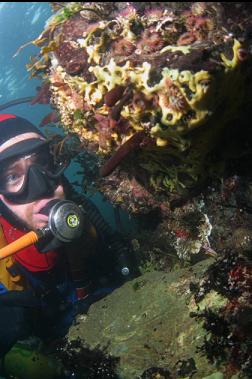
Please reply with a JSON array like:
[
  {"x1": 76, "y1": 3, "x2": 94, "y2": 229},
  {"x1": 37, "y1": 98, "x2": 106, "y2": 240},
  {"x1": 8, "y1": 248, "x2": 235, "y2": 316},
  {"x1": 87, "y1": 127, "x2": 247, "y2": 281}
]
[
  {"x1": 54, "y1": 173, "x2": 252, "y2": 378},
  {"x1": 27, "y1": 2, "x2": 252, "y2": 214},
  {"x1": 66, "y1": 259, "x2": 229, "y2": 379},
  {"x1": 65, "y1": 237, "x2": 252, "y2": 378}
]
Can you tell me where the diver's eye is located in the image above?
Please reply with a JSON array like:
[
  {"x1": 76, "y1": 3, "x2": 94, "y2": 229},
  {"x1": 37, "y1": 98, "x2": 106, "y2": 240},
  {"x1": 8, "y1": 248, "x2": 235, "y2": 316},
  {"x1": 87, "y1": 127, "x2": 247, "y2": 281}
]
[
  {"x1": 4, "y1": 171, "x2": 24, "y2": 192},
  {"x1": 6, "y1": 171, "x2": 22, "y2": 183}
]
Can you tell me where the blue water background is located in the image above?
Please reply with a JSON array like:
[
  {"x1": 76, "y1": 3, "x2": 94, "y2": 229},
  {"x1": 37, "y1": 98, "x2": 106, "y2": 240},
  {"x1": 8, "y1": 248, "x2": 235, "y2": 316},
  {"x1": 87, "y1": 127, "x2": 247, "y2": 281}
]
[{"x1": 0, "y1": 2, "x2": 137, "y2": 233}]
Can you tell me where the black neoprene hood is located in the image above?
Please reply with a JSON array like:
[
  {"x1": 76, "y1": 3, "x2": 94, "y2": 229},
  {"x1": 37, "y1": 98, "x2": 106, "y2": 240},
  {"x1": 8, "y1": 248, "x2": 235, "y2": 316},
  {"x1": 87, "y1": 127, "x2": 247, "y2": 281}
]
[{"x1": 0, "y1": 114, "x2": 47, "y2": 162}]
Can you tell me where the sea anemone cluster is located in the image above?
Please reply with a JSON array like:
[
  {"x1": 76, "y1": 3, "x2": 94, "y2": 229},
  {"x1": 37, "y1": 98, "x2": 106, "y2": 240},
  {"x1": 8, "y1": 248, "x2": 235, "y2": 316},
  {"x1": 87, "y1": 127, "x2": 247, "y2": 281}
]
[{"x1": 26, "y1": 2, "x2": 252, "y2": 212}]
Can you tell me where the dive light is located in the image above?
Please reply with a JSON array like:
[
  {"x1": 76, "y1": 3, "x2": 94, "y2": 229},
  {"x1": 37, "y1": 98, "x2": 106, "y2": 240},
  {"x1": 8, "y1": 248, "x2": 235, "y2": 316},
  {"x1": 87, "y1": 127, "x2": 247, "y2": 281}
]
[{"x1": 0, "y1": 200, "x2": 84, "y2": 259}]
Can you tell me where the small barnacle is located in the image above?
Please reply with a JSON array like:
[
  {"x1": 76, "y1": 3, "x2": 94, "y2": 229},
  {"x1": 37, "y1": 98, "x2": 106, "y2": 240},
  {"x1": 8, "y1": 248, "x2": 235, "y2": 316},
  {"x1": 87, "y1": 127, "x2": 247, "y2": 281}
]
[
  {"x1": 186, "y1": 110, "x2": 196, "y2": 120},
  {"x1": 137, "y1": 29, "x2": 165, "y2": 53},
  {"x1": 198, "y1": 78, "x2": 211, "y2": 93},
  {"x1": 111, "y1": 38, "x2": 136, "y2": 56},
  {"x1": 169, "y1": 90, "x2": 188, "y2": 112},
  {"x1": 163, "y1": 80, "x2": 188, "y2": 113}
]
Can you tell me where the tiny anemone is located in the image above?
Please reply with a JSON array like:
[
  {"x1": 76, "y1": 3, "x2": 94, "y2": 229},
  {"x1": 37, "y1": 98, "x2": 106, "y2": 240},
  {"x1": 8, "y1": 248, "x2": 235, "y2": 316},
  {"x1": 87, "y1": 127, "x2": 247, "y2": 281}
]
[
  {"x1": 177, "y1": 32, "x2": 196, "y2": 46},
  {"x1": 191, "y1": 2, "x2": 207, "y2": 16},
  {"x1": 137, "y1": 29, "x2": 165, "y2": 53},
  {"x1": 184, "y1": 15, "x2": 214, "y2": 42},
  {"x1": 193, "y1": 17, "x2": 214, "y2": 41},
  {"x1": 111, "y1": 38, "x2": 136, "y2": 56},
  {"x1": 162, "y1": 80, "x2": 188, "y2": 112},
  {"x1": 118, "y1": 3, "x2": 137, "y2": 18},
  {"x1": 132, "y1": 92, "x2": 152, "y2": 111},
  {"x1": 144, "y1": 8, "x2": 164, "y2": 23}
]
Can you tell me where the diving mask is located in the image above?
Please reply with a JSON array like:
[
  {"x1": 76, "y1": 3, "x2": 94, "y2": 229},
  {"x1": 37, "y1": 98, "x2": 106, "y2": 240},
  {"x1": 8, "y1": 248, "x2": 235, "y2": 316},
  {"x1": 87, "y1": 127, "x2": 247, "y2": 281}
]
[{"x1": 0, "y1": 145, "x2": 69, "y2": 204}]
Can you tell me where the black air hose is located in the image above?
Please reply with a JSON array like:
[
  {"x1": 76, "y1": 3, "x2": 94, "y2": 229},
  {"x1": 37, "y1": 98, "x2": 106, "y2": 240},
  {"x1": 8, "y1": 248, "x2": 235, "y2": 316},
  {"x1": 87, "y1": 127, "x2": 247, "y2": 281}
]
[
  {"x1": 63, "y1": 177, "x2": 138, "y2": 279},
  {"x1": 0, "y1": 97, "x2": 33, "y2": 111},
  {"x1": 79, "y1": 197, "x2": 134, "y2": 278},
  {"x1": 79, "y1": 196, "x2": 114, "y2": 238}
]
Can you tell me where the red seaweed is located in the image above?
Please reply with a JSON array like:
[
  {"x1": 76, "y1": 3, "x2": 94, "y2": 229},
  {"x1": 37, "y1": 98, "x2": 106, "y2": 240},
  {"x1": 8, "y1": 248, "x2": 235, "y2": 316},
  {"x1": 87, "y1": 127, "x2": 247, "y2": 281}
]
[
  {"x1": 110, "y1": 89, "x2": 133, "y2": 121},
  {"x1": 30, "y1": 83, "x2": 51, "y2": 105},
  {"x1": 104, "y1": 85, "x2": 126, "y2": 107},
  {"x1": 94, "y1": 114, "x2": 113, "y2": 149},
  {"x1": 39, "y1": 111, "x2": 59, "y2": 127},
  {"x1": 111, "y1": 38, "x2": 136, "y2": 56},
  {"x1": 55, "y1": 41, "x2": 88, "y2": 75},
  {"x1": 137, "y1": 29, "x2": 165, "y2": 53},
  {"x1": 99, "y1": 131, "x2": 145, "y2": 177}
]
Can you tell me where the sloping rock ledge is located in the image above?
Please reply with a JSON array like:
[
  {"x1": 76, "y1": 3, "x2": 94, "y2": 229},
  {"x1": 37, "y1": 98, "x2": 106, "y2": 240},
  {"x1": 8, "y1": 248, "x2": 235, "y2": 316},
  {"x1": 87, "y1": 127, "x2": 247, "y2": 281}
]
[{"x1": 66, "y1": 258, "x2": 229, "y2": 378}]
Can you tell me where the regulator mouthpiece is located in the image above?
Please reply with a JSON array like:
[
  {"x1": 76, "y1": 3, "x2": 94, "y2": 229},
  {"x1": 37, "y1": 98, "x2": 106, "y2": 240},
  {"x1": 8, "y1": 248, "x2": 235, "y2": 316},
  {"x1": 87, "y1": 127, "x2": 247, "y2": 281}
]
[
  {"x1": 0, "y1": 200, "x2": 85, "y2": 260},
  {"x1": 47, "y1": 200, "x2": 84, "y2": 242}
]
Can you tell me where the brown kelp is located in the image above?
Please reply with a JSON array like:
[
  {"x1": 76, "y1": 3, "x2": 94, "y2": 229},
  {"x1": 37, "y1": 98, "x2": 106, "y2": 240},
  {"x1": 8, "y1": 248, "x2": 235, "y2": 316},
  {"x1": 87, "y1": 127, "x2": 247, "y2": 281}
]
[{"x1": 24, "y1": 2, "x2": 252, "y2": 213}]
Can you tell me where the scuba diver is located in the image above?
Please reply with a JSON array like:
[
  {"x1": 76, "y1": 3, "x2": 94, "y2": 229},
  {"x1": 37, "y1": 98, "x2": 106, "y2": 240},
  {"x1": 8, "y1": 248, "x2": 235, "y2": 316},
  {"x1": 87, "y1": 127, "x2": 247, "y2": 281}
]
[{"x1": 0, "y1": 113, "x2": 137, "y2": 360}]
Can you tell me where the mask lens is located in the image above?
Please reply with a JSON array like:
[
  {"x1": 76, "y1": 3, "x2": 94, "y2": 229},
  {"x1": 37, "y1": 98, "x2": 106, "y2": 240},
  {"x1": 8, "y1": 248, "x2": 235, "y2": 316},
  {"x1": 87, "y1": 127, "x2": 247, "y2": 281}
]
[
  {"x1": 0, "y1": 158, "x2": 26, "y2": 193},
  {"x1": 0, "y1": 146, "x2": 57, "y2": 194}
]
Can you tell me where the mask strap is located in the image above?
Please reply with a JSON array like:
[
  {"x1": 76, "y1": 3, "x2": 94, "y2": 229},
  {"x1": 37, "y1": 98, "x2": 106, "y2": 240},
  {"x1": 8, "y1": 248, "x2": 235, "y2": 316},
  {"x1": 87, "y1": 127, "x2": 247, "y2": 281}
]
[{"x1": 46, "y1": 160, "x2": 70, "y2": 179}]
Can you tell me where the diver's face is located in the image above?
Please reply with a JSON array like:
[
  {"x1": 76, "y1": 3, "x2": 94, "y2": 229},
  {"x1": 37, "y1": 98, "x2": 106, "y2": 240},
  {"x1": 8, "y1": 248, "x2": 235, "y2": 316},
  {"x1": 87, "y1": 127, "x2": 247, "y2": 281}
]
[
  {"x1": 0, "y1": 184, "x2": 65, "y2": 230},
  {"x1": 0, "y1": 133, "x2": 65, "y2": 230}
]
